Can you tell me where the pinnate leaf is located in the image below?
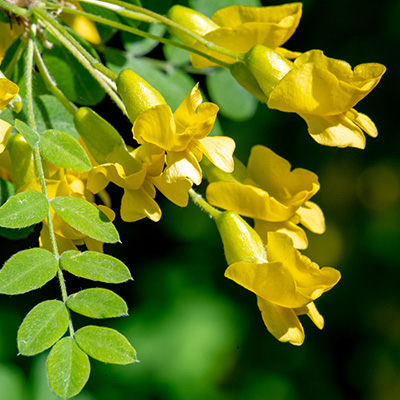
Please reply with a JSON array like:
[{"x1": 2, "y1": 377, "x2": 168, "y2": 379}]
[
  {"x1": 39, "y1": 129, "x2": 91, "y2": 172},
  {"x1": 0, "y1": 248, "x2": 58, "y2": 295},
  {"x1": 67, "y1": 288, "x2": 128, "y2": 319},
  {"x1": 74, "y1": 325, "x2": 137, "y2": 365},
  {"x1": 17, "y1": 300, "x2": 69, "y2": 356},
  {"x1": 0, "y1": 190, "x2": 48, "y2": 229},
  {"x1": 60, "y1": 250, "x2": 132, "y2": 283},
  {"x1": 47, "y1": 337, "x2": 91, "y2": 399},
  {"x1": 51, "y1": 196, "x2": 120, "y2": 243}
]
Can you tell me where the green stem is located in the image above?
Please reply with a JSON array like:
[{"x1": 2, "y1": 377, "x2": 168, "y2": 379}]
[
  {"x1": 25, "y1": 21, "x2": 74, "y2": 336},
  {"x1": 34, "y1": 7, "x2": 128, "y2": 116},
  {"x1": 4, "y1": 39, "x2": 26, "y2": 79},
  {"x1": 34, "y1": 6, "x2": 116, "y2": 81},
  {"x1": 55, "y1": 5, "x2": 232, "y2": 69},
  {"x1": 33, "y1": 44, "x2": 78, "y2": 115},
  {"x1": 0, "y1": 0, "x2": 30, "y2": 16},
  {"x1": 78, "y1": 0, "x2": 245, "y2": 61},
  {"x1": 189, "y1": 188, "x2": 221, "y2": 219}
]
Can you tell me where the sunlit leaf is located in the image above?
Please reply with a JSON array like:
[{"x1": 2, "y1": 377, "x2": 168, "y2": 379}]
[
  {"x1": 75, "y1": 325, "x2": 138, "y2": 364},
  {"x1": 51, "y1": 197, "x2": 120, "y2": 243},
  {"x1": 0, "y1": 248, "x2": 58, "y2": 295},
  {"x1": 60, "y1": 250, "x2": 132, "y2": 283},
  {"x1": 39, "y1": 130, "x2": 91, "y2": 172},
  {"x1": 0, "y1": 190, "x2": 48, "y2": 229},
  {"x1": 47, "y1": 337, "x2": 90, "y2": 399},
  {"x1": 17, "y1": 300, "x2": 69, "y2": 356},
  {"x1": 66, "y1": 288, "x2": 128, "y2": 319}
]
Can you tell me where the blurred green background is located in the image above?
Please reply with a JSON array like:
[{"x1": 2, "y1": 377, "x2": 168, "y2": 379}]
[{"x1": 1, "y1": 0, "x2": 399, "y2": 399}]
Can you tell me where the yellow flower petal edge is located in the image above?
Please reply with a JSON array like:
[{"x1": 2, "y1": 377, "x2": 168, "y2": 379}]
[
  {"x1": 189, "y1": 3, "x2": 303, "y2": 68},
  {"x1": 0, "y1": 78, "x2": 19, "y2": 109}
]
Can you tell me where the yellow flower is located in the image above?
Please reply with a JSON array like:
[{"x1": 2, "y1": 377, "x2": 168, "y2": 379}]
[
  {"x1": 61, "y1": 1, "x2": 102, "y2": 45},
  {"x1": 226, "y1": 232, "x2": 340, "y2": 345},
  {"x1": 0, "y1": 77, "x2": 19, "y2": 153},
  {"x1": 87, "y1": 143, "x2": 192, "y2": 222},
  {"x1": 167, "y1": 3, "x2": 302, "y2": 68},
  {"x1": 132, "y1": 84, "x2": 235, "y2": 185},
  {"x1": 215, "y1": 211, "x2": 340, "y2": 345},
  {"x1": 207, "y1": 145, "x2": 323, "y2": 249},
  {"x1": 244, "y1": 46, "x2": 386, "y2": 148}
]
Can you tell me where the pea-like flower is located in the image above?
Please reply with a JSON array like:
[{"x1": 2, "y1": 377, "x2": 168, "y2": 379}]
[
  {"x1": 244, "y1": 46, "x2": 386, "y2": 148},
  {"x1": 215, "y1": 210, "x2": 340, "y2": 345},
  {"x1": 206, "y1": 145, "x2": 324, "y2": 249},
  {"x1": 132, "y1": 84, "x2": 235, "y2": 185},
  {"x1": 0, "y1": 22, "x2": 25, "y2": 65},
  {"x1": 167, "y1": 3, "x2": 302, "y2": 68}
]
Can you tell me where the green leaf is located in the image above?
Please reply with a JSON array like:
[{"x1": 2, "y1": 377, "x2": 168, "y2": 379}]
[
  {"x1": 0, "y1": 190, "x2": 48, "y2": 229},
  {"x1": 51, "y1": 197, "x2": 120, "y2": 243},
  {"x1": 42, "y1": 33, "x2": 105, "y2": 106},
  {"x1": 206, "y1": 69, "x2": 258, "y2": 121},
  {"x1": 60, "y1": 250, "x2": 132, "y2": 283},
  {"x1": 17, "y1": 300, "x2": 69, "y2": 356},
  {"x1": 189, "y1": 0, "x2": 261, "y2": 16},
  {"x1": 74, "y1": 326, "x2": 137, "y2": 365},
  {"x1": 0, "y1": 95, "x2": 80, "y2": 139},
  {"x1": 47, "y1": 337, "x2": 90, "y2": 399},
  {"x1": 0, "y1": 248, "x2": 58, "y2": 295},
  {"x1": 14, "y1": 119, "x2": 39, "y2": 148},
  {"x1": 39, "y1": 130, "x2": 92, "y2": 172},
  {"x1": 67, "y1": 288, "x2": 128, "y2": 319},
  {"x1": 0, "y1": 179, "x2": 33, "y2": 239}
]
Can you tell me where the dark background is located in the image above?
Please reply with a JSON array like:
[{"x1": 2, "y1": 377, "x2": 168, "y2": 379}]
[{"x1": 0, "y1": 0, "x2": 399, "y2": 399}]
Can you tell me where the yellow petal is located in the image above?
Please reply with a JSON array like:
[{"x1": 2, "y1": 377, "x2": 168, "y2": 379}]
[
  {"x1": 0, "y1": 119, "x2": 12, "y2": 153},
  {"x1": 120, "y1": 188, "x2": 161, "y2": 222},
  {"x1": 296, "y1": 201, "x2": 325, "y2": 234},
  {"x1": 247, "y1": 145, "x2": 320, "y2": 206},
  {"x1": 295, "y1": 302, "x2": 324, "y2": 329},
  {"x1": 225, "y1": 260, "x2": 312, "y2": 308},
  {"x1": 265, "y1": 232, "x2": 341, "y2": 300},
  {"x1": 254, "y1": 218, "x2": 309, "y2": 250},
  {"x1": 151, "y1": 174, "x2": 192, "y2": 207},
  {"x1": 351, "y1": 110, "x2": 378, "y2": 138},
  {"x1": 300, "y1": 112, "x2": 367, "y2": 149},
  {"x1": 269, "y1": 52, "x2": 385, "y2": 116},
  {"x1": 0, "y1": 78, "x2": 19, "y2": 109},
  {"x1": 207, "y1": 181, "x2": 297, "y2": 221},
  {"x1": 0, "y1": 22, "x2": 24, "y2": 64},
  {"x1": 257, "y1": 296, "x2": 305, "y2": 345},
  {"x1": 197, "y1": 136, "x2": 235, "y2": 173},
  {"x1": 165, "y1": 149, "x2": 203, "y2": 185}
]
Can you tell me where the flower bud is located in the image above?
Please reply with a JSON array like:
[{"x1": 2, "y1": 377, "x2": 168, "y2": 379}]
[
  {"x1": 230, "y1": 62, "x2": 269, "y2": 104},
  {"x1": 214, "y1": 210, "x2": 267, "y2": 265},
  {"x1": 166, "y1": 5, "x2": 219, "y2": 46},
  {"x1": 74, "y1": 107, "x2": 137, "y2": 168},
  {"x1": 244, "y1": 44, "x2": 293, "y2": 98},
  {"x1": 7, "y1": 134, "x2": 36, "y2": 190},
  {"x1": 116, "y1": 69, "x2": 166, "y2": 123}
]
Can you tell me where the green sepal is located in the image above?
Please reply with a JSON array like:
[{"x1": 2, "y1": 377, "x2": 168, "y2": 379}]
[
  {"x1": 116, "y1": 68, "x2": 166, "y2": 123},
  {"x1": 60, "y1": 250, "x2": 132, "y2": 283},
  {"x1": 39, "y1": 129, "x2": 92, "y2": 172},
  {"x1": 0, "y1": 190, "x2": 48, "y2": 229},
  {"x1": 75, "y1": 325, "x2": 138, "y2": 365},
  {"x1": 47, "y1": 337, "x2": 91, "y2": 399},
  {"x1": 7, "y1": 134, "x2": 36, "y2": 190},
  {"x1": 51, "y1": 196, "x2": 120, "y2": 243},
  {"x1": 67, "y1": 288, "x2": 128, "y2": 319},
  {"x1": 17, "y1": 300, "x2": 69, "y2": 356},
  {"x1": 0, "y1": 248, "x2": 58, "y2": 295},
  {"x1": 14, "y1": 119, "x2": 39, "y2": 148},
  {"x1": 214, "y1": 211, "x2": 267, "y2": 265}
]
